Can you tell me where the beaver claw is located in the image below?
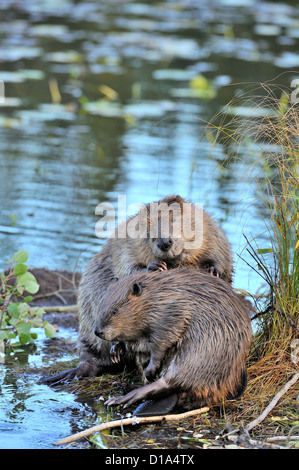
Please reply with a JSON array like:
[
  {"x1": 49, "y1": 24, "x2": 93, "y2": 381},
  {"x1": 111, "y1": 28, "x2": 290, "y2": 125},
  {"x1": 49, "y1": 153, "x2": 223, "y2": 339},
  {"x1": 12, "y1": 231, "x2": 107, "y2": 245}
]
[
  {"x1": 209, "y1": 266, "x2": 221, "y2": 279},
  {"x1": 110, "y1": 342, "x2": 125, "y2": 364},
  {"x1": 147, "y1": 261, "x2": 167, "y2": 272}
]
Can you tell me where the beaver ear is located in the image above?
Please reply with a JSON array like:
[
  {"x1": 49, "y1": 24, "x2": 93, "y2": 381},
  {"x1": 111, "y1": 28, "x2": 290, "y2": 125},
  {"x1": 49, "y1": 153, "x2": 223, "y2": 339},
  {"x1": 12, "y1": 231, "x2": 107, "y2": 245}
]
[{"x1": 131, "y1": 282, "x2": 142, "y2": 297}]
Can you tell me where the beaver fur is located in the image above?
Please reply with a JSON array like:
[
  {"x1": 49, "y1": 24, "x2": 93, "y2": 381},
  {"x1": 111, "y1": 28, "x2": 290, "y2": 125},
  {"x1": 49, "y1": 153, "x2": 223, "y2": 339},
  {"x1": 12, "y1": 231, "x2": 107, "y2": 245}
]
[{"x1": 100, "y1": 269, "x2": 252, "y2": 415}]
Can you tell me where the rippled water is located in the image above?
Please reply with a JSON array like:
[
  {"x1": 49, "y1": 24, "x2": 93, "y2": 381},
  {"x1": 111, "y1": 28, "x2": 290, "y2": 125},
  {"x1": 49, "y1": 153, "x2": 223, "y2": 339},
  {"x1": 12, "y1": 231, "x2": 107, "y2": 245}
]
[{"x1": 0, "y1": 0, "x2": 298, "y2": 449}]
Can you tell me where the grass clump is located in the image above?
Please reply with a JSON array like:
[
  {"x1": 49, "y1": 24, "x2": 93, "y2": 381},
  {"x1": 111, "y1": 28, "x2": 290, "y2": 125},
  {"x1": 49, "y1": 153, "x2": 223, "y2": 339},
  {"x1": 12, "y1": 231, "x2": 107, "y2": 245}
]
[{"x1": 206, "y1": 82, "x2": 299, "y2": 405}]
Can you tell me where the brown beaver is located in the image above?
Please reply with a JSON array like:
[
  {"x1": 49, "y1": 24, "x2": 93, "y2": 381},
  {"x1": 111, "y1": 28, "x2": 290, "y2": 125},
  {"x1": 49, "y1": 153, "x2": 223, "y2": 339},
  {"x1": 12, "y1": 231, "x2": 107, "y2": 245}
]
[
  {"x1": 97, "y1": 269, "x2": 252, "y2": 416},
  {"x1": 40, "y1": 195, "x2": 234, "y2": 384}
]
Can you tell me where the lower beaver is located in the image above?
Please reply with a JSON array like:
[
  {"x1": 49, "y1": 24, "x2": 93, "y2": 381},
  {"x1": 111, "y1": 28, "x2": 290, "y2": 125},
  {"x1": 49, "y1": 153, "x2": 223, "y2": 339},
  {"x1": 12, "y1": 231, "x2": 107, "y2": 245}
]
[{"x1": 96, "y1": 269, "x2": 252, "y2": 416}]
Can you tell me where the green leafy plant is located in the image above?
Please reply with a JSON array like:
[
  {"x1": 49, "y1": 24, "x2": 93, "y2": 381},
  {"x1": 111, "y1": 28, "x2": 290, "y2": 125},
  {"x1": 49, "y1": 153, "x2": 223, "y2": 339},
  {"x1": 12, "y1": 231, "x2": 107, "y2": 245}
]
[{"x1": 0, "y1": 250, "x2": 56, "y2": 353}]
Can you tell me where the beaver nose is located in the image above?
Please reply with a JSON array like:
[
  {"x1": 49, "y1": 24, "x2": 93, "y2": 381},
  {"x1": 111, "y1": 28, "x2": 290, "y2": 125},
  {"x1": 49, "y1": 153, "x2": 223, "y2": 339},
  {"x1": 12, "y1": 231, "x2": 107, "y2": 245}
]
[
  {"x1": 157, "y1": 237, "x2": 173, "y2": 252},
  {"x1": 94, "y1": 327, "x2": 104, "y2": 338}
]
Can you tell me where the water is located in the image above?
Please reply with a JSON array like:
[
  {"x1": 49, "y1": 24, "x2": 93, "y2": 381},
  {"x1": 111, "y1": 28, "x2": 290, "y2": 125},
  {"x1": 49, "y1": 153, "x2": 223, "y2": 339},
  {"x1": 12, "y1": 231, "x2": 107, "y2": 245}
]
[
  {"x1": 0, "y1": 327, "x2": 102, "y2": 449},
  {"x1": 0, "y1": 0, "x2": 298, "y2": 449}
]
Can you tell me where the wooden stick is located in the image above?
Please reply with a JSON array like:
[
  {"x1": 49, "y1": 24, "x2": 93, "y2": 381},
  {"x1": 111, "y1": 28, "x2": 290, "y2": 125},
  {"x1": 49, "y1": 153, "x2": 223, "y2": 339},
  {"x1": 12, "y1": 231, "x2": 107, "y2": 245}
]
[
  {"x1": 266, "y1": 435, "x2": 299, "y2": 442},
  {"x1": 53, "y1": 406, "x2": 209, "y2": 446},
  {"x1": 244, "y1": 372, "x2": 299, "y2": 434},
  {"x1": 42, "y1": 305, "x2": 78, "y2": 313}
]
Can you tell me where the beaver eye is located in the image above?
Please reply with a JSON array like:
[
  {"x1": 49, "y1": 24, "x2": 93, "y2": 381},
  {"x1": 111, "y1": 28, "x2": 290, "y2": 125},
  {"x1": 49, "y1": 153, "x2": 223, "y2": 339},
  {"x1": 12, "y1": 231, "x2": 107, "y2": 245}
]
[{"x1": 112, "y1": 309, "x2": 118, "y2": 315}]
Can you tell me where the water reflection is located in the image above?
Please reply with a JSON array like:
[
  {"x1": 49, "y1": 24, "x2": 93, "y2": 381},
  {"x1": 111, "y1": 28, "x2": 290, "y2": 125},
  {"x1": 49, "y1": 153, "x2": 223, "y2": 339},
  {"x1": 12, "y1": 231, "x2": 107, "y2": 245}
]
[{"x1": 0, "y1": 1, "x2": 298, "y2": 292}]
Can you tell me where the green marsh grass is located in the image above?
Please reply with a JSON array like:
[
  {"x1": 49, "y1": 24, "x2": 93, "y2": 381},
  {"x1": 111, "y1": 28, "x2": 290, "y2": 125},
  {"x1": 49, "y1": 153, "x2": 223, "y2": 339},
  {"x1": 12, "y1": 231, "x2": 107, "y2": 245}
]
[{"x1": 204, "y1": 82, "x2": 299, "y2": 403}]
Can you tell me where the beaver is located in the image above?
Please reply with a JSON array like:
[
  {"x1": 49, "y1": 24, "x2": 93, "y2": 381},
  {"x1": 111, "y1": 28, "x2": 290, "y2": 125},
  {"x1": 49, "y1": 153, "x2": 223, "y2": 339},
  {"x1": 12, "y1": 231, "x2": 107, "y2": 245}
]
[
  {"x1": 97, "y1": 269, "x2": 252, "y2": 416},
  {"x1": 40, "y1": 195, "x2": 234, "y2": 384}
]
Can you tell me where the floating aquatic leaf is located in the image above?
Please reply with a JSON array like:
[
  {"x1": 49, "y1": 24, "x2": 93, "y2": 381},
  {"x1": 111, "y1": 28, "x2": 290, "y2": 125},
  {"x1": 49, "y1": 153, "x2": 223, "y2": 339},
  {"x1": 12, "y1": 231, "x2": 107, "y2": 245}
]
[
  {"x1": 99, "y1": 84, "x2": 119, "y2": 101},
  {"x1": 49, "y1": 78, "x2": 61, "y2": 104},
  {"x1": 170, "y1": 74, "x2": 217, "y2": 100},
  {"x1": 10, "y1": 214, "x2": 17, "y2": 226},
  {"x1": 190, "y1": 75, "x2": 212, "y2": 91}
]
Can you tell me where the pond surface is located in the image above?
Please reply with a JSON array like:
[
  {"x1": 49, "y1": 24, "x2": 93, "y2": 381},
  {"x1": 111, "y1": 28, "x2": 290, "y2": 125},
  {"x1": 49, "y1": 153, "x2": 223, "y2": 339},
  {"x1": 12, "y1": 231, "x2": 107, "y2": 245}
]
[{"x1": 0, "y1": 0, "x2": 298, "y2": 449}]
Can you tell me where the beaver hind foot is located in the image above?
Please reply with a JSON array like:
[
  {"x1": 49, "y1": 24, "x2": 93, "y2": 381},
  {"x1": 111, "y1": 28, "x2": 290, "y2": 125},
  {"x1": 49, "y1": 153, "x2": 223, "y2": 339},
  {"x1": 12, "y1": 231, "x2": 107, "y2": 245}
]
[
  {"x1": 132, "y1": 394, "x2": 178, "y2": 417},
  {"x1": 39, "y1": 360, "x2": 103, "y2": 386},
  {"x1": 38, "y1": 367, "x2": 78, "y2": 385}
]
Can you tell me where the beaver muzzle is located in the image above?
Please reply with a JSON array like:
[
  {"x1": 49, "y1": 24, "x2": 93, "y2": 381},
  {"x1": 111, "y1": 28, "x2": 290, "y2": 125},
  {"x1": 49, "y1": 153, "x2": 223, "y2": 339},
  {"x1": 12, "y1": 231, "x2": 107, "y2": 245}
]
[{"x1": 94, "y1": 327, "x2": 105, "y2": 339}]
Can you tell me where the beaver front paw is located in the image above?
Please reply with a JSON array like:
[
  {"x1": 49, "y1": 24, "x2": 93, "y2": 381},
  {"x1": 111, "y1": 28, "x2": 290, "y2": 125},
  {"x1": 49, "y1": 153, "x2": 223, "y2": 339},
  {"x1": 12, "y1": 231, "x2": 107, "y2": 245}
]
[
  {"x1": 144, "y1": 360, "x2": 160, "y2": 382},
  {"x1": 110, "y1": 342, "x2": 125, "y2": 363},
  {"x1": 147, "y1": 261, "x2": 167, "y2": 272}
]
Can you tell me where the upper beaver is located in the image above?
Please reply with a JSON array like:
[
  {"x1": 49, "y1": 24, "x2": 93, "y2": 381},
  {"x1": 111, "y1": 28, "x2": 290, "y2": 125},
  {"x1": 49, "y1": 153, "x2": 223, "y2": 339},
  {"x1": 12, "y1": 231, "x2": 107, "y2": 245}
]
[
  {"x1": 40, "y1": 194, "x2": 234, "y2": 384},
  {"x1": 98, "y1": 269, "x2": 252, "y2": 416}
]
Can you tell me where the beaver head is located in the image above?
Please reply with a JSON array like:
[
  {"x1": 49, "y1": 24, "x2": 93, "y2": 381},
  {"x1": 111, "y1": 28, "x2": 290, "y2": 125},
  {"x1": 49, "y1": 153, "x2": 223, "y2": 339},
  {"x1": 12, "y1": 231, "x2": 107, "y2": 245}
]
[
  {"x1": 145, "y1": 194, "x2": 194, "y2": 261},
  {"x1": 94, "y1": 280, "x2": 146, "y2": 342}
]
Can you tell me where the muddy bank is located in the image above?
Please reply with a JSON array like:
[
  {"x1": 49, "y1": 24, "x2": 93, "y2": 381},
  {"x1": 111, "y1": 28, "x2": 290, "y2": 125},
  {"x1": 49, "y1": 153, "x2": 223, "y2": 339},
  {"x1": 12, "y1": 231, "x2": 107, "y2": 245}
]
[{"x1": 23, "y1": 268, "x2": 81, "y2": 329}]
